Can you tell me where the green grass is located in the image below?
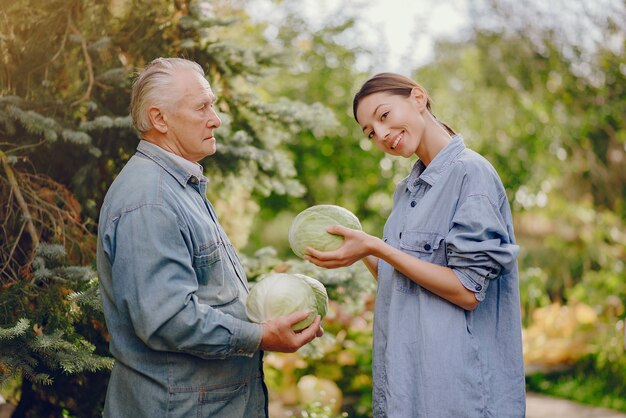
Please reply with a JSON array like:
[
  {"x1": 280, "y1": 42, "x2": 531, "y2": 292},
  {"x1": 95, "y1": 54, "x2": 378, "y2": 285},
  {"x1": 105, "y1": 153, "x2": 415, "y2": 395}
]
[{"x1": 526, "y1": 356, "x2": 626, "y2": 413}]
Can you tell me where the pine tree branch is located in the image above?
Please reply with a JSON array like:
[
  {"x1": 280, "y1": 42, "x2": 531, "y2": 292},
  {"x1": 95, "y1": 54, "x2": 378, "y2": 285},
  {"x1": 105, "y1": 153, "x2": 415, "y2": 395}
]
[
  {"x1": 94, "y1": 80, "x2": 114, "y2": 90},
  {"x1": 68, "y1": 17, "x2": 94, "y2": 106},
  {"x1": 0, "y1": 221, "x2": 25, "y2": 280},
  {"x1": 27, "y1": 12, "x2": 70, "y2": 77},
  {"x1": 2, "y1": 138, "x2": 46, "y2": 155},
  {"x1": 0, "y1": 149, "x2": 40, "y2": 249},
  {"x1": 49, "y1": 13, "x2": 70, "y2": 65},
  {"x1": 0, "y1": 8, "x2": 14, "y2": 92}
]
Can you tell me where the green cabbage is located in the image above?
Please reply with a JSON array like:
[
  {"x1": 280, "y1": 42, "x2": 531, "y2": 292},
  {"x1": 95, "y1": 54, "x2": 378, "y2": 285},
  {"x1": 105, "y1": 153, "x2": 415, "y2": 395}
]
[
  {"x1": 288, "y1": 204, "x2": 362, "y2": 259},
  {"x1": 246, "y1": 272, "x2": 328, "y2": 331},
  {"x1": 294, "y1": 273, "x2": 328, "y2": 319}
]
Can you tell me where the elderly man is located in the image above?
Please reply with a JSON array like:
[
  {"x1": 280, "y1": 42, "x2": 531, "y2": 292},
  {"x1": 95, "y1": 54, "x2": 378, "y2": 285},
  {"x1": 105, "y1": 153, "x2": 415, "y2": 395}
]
[{"x1": 96, "y1": 57, "x2": 322, "y2": 417}]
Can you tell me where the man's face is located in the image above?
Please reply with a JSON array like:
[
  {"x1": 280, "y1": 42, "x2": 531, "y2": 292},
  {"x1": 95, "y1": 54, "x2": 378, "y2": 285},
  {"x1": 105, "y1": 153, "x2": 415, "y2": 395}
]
[{"x1": 163, "y1": 69, "x2": 222, "y2": 162}]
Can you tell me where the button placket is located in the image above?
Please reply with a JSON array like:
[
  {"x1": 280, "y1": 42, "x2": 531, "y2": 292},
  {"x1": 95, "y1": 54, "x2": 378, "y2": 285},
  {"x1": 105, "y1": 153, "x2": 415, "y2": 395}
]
[{"x1": 407, "y1": 180, "x2": 423, "y2": 208}]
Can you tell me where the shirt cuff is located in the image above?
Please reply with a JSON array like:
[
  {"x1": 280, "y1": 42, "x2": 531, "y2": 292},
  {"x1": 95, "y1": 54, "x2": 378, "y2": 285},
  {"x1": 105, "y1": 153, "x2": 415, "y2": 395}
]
[
  {"x1": 453, "y1": 267, "x2": 488, "y2": 302},
  {"x1": 230, "y1": 320, "x2": 263, "y2": 358}
]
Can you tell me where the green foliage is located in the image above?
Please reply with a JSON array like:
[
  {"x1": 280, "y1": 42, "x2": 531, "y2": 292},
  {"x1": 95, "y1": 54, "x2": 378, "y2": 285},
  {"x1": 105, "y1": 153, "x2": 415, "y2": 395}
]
[
  {"x1": 294, "y1": 402, "x2": 349, "y2": 418},
  {"x1": 0, "y1": 319, "x2": 30, "y2": 340},
  {"x1": 0, "y1": 244, "x2": 113, "y2": 387}
]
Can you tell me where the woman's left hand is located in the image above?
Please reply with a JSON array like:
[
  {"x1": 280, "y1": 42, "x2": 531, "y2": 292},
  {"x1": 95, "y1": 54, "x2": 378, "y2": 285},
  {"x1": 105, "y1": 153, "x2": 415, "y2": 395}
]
[{"x1": 304, "y1": 225, "x2": 377, "y2": 269}]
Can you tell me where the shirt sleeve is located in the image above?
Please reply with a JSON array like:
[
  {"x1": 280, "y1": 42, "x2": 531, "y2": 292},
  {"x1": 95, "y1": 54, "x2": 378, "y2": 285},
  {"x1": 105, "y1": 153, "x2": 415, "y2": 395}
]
[
  {"x1": 107, "y1": 204, "x2": 263, "y2": 359},
  {"x1": 446, "y1": 194, "x2": 519, "y2": 301}
]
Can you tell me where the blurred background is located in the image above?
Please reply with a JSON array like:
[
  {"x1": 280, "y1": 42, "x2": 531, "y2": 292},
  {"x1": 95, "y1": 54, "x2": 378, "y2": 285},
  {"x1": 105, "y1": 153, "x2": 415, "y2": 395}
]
[{"x1": 0, "y1": 0, "x2": 624, "y2": 417}]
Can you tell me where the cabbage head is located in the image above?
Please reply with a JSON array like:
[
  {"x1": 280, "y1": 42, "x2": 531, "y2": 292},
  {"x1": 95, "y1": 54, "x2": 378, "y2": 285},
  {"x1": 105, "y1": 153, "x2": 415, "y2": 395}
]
[
  {"x1": 288, "y1": 204, "x2": 362, "y2": 259},
  {"x1": 246, "y1": 272, "x2": 328, "y2": 331}
]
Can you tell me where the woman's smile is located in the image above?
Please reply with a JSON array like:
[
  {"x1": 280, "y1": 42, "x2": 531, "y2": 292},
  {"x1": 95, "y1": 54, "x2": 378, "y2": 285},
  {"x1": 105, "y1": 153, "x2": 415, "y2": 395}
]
[{"x1": 390, "y1": 131, "x2": 404, "y2": 149}]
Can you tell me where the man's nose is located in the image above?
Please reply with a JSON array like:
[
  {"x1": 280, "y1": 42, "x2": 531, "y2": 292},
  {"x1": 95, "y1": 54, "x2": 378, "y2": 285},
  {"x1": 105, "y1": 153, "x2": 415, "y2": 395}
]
[{"x1": 208, "y1": 109, "x2": 221, "y2": 128}]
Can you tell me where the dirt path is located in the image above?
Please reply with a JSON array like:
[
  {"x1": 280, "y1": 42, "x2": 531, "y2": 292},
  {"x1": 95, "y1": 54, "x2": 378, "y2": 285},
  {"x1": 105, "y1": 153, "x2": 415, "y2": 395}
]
[{"x1": 527, "y1": 393, "x2": 626, "y2": 418}]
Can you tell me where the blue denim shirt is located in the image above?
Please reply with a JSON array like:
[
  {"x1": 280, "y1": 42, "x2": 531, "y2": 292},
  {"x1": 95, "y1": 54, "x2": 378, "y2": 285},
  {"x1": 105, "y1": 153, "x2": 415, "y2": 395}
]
[
  {"x1": 97, "y1": 140, "x2": 267, "y2": 417},
  {"x1": 372, "y1": 135, "x2": 526, "y2": 417}
]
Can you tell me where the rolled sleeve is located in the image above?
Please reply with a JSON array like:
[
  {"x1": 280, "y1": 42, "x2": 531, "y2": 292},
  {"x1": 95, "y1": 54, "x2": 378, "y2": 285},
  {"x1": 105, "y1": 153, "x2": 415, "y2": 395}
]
[
  {"x1": 110, "y1": 204, "x2": 261, "y2": 359},
  {"x1": 446, "y1": 194, "x2": 519, "y2": 300}
]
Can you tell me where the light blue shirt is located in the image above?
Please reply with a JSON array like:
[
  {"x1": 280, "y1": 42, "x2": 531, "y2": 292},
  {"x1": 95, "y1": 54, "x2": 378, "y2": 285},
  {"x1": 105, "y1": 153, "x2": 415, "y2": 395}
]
[
  {"x1": 97, "y1": 140, "x2": 266, "y2": 417},
  {"x1": 373, "y1": 135, "x2": 526, "y2": 417}
]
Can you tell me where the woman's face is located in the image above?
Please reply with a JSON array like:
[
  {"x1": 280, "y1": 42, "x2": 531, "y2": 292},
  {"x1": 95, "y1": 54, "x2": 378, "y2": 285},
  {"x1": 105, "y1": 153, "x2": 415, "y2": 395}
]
[{"x1": 355, "y1": 89, "x2": 427, "y2": 158}]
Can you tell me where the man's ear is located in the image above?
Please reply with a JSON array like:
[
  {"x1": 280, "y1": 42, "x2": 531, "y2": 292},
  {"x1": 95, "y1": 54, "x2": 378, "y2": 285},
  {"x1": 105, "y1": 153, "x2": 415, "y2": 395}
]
[
  {"x1": 411, "y1": 87, "x2": 428, "y2": 111},
  {"x1": 148, "y1": 106, "x2": 168, "y2": 133}
]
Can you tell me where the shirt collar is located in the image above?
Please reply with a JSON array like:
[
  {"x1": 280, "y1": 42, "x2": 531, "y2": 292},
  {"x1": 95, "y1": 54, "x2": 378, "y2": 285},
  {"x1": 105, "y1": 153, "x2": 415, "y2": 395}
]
[
  {"x1": 406, "y1": 134, "x2": 466, "y2": 192},
  {"x1": 136, "y1": 140, "x2": 206, "y2": 187},
  {"x1": 168, "y1": 150, "x2": 204, "y2": 177}
]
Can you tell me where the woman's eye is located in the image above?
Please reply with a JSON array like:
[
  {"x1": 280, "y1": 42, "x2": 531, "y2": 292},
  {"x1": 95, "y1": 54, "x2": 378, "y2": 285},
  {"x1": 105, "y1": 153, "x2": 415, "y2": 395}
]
[
  {"x1": 381, "y1": 111, "x2": 389, "y2": 120},
  {"x1": 367, "y1": 131, "x2": 375, "y2": 140}
]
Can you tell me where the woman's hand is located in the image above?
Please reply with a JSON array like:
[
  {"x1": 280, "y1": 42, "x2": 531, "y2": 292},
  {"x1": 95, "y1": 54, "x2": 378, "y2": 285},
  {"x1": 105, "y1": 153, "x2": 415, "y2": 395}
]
[{"x1": 304, "y1": 225, "x2": 379, "y2": 269}]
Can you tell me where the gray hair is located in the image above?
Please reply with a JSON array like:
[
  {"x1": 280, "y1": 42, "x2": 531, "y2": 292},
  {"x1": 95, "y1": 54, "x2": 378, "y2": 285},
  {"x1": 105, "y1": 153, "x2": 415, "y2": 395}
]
[{"x1": 130, "y1": 57, "x2": 205, "y2": 133}]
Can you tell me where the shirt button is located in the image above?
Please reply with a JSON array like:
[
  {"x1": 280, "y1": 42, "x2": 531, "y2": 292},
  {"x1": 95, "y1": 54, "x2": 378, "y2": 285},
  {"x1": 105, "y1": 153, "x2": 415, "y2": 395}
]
[
  {"x1": 190, "y1": 176, "x2": 197, "y2": 184},
  {"x1": 475, "y1": 284, "x2": 482, "y2": 291},
  {"x1": 424, "y1": 243, "x2": 431, "y2": 251},
  {"x1": 410, "y1": 201, "x2": 417, "y2": 207}
]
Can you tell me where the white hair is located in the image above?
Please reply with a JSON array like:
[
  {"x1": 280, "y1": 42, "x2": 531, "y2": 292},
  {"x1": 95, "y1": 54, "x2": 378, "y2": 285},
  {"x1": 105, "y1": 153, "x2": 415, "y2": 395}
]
[{"x1": 130, "y1": 57, "x2": 205, "y2": 133}]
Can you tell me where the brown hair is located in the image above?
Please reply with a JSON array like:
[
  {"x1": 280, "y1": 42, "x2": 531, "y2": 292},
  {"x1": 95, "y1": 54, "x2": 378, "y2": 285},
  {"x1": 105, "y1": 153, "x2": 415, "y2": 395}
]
[{"x1": 352, "y1": 72, "x2": 455, "y2": 135}]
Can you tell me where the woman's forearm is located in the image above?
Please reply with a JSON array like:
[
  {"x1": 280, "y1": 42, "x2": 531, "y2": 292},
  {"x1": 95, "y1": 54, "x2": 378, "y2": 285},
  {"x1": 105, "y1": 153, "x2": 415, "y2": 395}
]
[
  {"x1": 370, "y1": 238, "x2": 478, "y2": 310},
  {"x1": 362, "y1": 255, "x2": 379, "y2": 281}
]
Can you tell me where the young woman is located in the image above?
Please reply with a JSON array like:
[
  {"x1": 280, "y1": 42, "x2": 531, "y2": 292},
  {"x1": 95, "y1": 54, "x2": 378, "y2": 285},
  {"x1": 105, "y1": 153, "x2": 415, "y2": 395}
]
[{"x1": 305, "y1": 73, "x2": 526, "y2": 417}]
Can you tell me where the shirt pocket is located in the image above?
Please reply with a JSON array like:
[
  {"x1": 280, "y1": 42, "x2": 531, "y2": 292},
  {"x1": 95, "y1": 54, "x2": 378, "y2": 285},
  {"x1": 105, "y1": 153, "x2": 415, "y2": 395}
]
[
  {"x1": 400, "y1": 231, "x2": 446, "y2": 264},
  {"x1": 396, "y1": 231, "x2": 447, "y2": 294},
  {"x1": 166, "y1": 382, "x2": 247, "y2": 417},
  {"x1": 192, "y1": 240, "x2": 239, "y2": 307}
]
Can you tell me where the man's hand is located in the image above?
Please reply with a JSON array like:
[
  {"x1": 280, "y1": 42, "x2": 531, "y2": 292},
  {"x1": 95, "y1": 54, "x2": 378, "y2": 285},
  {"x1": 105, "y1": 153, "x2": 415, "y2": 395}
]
[{"x1": 259, "y1": 310, "x2": 323, "y2": 353}]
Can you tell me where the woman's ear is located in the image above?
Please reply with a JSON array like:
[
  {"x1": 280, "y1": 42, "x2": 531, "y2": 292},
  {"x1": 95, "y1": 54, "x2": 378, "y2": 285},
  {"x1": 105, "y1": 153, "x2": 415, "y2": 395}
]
[
  {"x1": 411, "y1": 87, "x2": 428, "y2": 111},
  {"x1": 148, "y1": 106, "x2": 168, "y2": 133}
]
